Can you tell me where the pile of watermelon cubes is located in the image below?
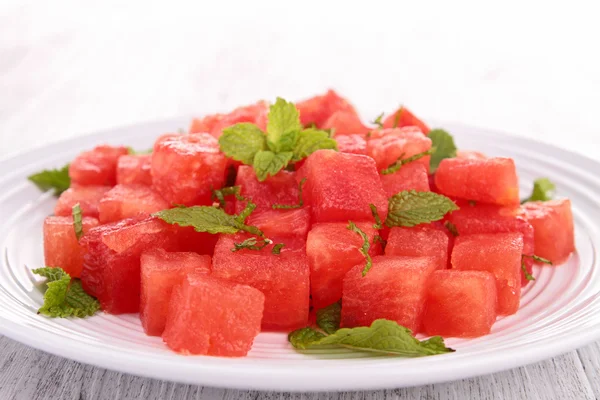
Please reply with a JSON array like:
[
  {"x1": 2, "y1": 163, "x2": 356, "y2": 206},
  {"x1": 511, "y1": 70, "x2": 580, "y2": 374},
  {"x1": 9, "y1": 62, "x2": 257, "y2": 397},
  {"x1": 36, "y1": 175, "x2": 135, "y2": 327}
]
[{"x1": 42, "y1": 90, "x2": 575, "y2": 357}]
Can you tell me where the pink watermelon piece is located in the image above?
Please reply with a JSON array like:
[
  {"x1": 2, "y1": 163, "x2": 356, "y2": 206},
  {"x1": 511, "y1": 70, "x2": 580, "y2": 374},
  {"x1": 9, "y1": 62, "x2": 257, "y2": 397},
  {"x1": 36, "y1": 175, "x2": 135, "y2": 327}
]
[
  {"x1": 246, "y1": 208, "x2": 311, "y2": 239},
  {"x1": 335, "y1": 134, "x2": 368, "y2": 155},
  {"x1": 235, "y1": 165, "x2": 299, "y2": 213},
  {"x1": 321, "y1": 110, "x2": 370, "y2": 135},
  {"x1": 98, "y1": 184, "x2": 169, "y2": 223},
  {"x1": 380, "y1": 162, "x2": 430, "y2": 198},
  {"x1": 54, "y1": 185, "x2": 111, "y2": 218},
  {"x1": 382, "y1": 106, "x2": 430, "y2": 134},
  {"x1": 385, "y1": 225, "x2": 449, "y2": 270},
  {"x1": 367, "y1": 127, "x2": 432, "y2": 173},
  {"x1": 456, "y1": 150, "x2": 487, "y2": 160},
  {"x1": 296, "y1": 89, "x2": 357, "y2": 128},
  {"x1": 69, "y1": 145, "x2": 128, "y2": 186},
  {"x1": 189, "y1": 101, "x2": 269, "y2": 138},
  {"x1": 116, "y1": 154, "x2": 152, "y2": 186}
]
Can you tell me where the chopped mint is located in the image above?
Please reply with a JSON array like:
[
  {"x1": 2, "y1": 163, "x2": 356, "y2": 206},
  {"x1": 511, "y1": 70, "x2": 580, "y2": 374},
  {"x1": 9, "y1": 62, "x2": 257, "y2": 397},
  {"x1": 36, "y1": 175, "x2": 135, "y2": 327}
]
[
  {"x1": 28, "y1": 164, "x2": 71, "y2": 196},
  {"x1": 521, "y1": 178, "x2": 556, "y2": 203},
  {"x1": 371, "y1": 113, "x2": 384, "y2": 128},
  {"x1": 427, "y1": 129, "x2": 457, "y2": 173},
  {"x1": 393, "y1": 107, "x2": 404, "y2": 128},
  {"x1": 316, "y1": 301, "x2": 341, "y2": 334},
  {"x1": 211, "y1": 185, "x2": 244, "y2": 208},
  {"x1": 381, "y1": 148, "x2": 434, "y2": 175},
  {"x1": 127, "y1": 147, "x2": 153, "y2": 155},
  {"x1": 72, "y1": 203, "x2": 83, "y2": 240},
  {"x1": 444, "y1": 221, "x2": 459, "y2": 237},
  {"x1": 521, "y1": 260, "x2": 535, "y2": 281},
  {"x1": 273, "y1": 178, "x2": 307, "y2": 209},
  {"x1": 232, "y1": 237, "x2": 272, "y2": 252},
  {"x1": 523, "y1": 254, "x2": 553, "y2": 265},
  {"x1": 369, "y1": 204, "x2": 383, "y2": 229},
  {"x1": 272, "y1": 243, "x2": 285, "y2": 254},
  {"x1": 347, "y1": 221, "x2": 373, "y2": 276},
  {"x1": 386, "y1": 190, "x2": 459, "y2": 228}
]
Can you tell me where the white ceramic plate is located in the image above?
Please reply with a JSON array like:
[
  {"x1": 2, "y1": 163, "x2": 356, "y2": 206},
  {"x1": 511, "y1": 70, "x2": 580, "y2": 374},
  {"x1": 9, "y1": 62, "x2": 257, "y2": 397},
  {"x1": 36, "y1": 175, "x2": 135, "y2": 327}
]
[{"x1": 1, "y1": 118, "x2": 599, "y2": 392}]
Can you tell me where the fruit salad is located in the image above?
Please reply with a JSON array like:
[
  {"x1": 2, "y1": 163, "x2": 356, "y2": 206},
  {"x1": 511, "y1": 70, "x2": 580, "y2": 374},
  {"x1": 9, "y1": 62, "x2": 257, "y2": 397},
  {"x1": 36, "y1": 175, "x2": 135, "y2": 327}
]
[{"x1": 28, "y1": 90, "x2": 576, "y2": 358}]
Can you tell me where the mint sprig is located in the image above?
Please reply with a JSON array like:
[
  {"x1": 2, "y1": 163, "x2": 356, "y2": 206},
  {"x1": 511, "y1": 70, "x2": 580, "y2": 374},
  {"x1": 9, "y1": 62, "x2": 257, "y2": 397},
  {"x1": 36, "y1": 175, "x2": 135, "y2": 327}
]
[
  {"x1": 427, "y1": 129, "x2": 457, "y2": 173},
  {"x1": 28, "y1": 164, "x2": 71, "y2": 196},
  {"x1": 521, "y1": 178, "x2": 556, "y2": 203},
  {"x1": 386, "y1": 190, "x2": 459, "y2": 228}
]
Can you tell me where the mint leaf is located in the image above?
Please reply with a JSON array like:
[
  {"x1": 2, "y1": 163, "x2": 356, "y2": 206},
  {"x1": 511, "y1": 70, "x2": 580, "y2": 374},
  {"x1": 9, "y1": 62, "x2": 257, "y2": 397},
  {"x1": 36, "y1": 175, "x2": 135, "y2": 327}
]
[
  {"x1": 253, "y1": 150, "x2": 293, "y2": 181},
  {"x1": 273, "y1": 178, "x2": 307, "y2": 209},
  {"x1": 381, "y1": 148, "x2": 434, "y2": 175},
  {"x1": 292, "y1": 128, "x2": 338, "y2": 161},
  {"x1": 521, "y1": 259, "x2": 535, "y2": 281},
  {"x1": 232, "y1": 237, "x2": 273, "y2": 252},
  {"x1": 386, "y1": 190, "x2": 459, "y2": 228},
  {"x1": 28, "y1": 164, "x2": 71, "y2": 196},
  {"x1": 316, "y1": 301, "x2": 341, "y2": 334},
  {"x1": 266, "y1": 97, "x2": 302, "y2": 153},
  {"x1": 72, "y1": 203, "x2": 83, "y2": 240},
  {"x1": 211, "y1": 185, "x2": 243, "y2": 207},
  {"x1": 219, "y1": 123, "x2": 267, "y2": 165},
  {"x1": 272, "y1": 243, "x2": 285, "y2": 254},
  {"x1": 371, "y1": 113, "x2": 384, "y2": 128},
  {"x1": 393, "y1": 107, "x2": 403, "y2": 128},
  {"x1": 369, "y1": 204, "x2": 383, "y2": 229},
  {"x1": 347, "y1": 221, "x2": 373, "y2": 276},
  {"x1": 444, "y1": 221, "x2": 459, "y2": 237},
  {"x1": 428, "y1": 129, "x2": 457, "y2": 173},
  {"x1": 127, "y1": 147, "x2": 152, "y2": 155},
  {"x1": 288, "y1": 327, "x2": 327, "y2": 349},
  {"x1": 521, "y1": 178, "x2": 556, "y2": 203},
  {"x1": 33, "y1": 267, "x2": 100, "y2": 318}
]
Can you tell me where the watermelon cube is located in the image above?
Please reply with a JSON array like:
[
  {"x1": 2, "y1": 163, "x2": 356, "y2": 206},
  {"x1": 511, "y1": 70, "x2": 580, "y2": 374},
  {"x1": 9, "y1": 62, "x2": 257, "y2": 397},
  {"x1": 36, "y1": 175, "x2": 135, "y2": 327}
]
[
  {"x1": 519, "y1": 199, "x2": 575, "y2": 264},
  {"x1": 171, "y1": 226, "x2": 219, "y2": 255},
  {"x1": 151, "y1": 133, "x2": 228, "y2": 206},
  {"x1": 451, "y1": 232, "x2": 523, "y2": 315},
  {"x1": 447, "y1": 203, "x2": 535, "y2": 286},
  {"x1": 380, "y1": 162, "x2": 430, "y2": 198},
  {"x1": 300, "y1": 149, "x2": 388, "y2": 223},
  {"x1": 162, "y1": 273, "x2": 264, "y2": 356},
  {"x1": 69, "y1": 145, "x2": 128, "y2": 186},
  {"x1": 81, "y1": 216, "x2": 177, "y2": 314},
  {"x1": 189, "y1": 101, "x2": 269, "y2": 138},
  {"x1": 382, "y1": 106, "x2": 430, "y2": 134},
  {"x1": 321, "y1": 110, "x2": 370, "y2": 135},
  {"x1": 98, "y1": 184, "x2": 169, "y2": 223},
  {"x1": 246, "y1": 208, "x2": 311, "y2": 239},
  {"x1": 116, "y1": 154, "x2": 152, "y2": 186},
  {"x1": 235, "y1": 165, "x2": 300, "y2": 213},
  {"x1": 335, "y1": 134, "x2": 368, "y2": 155},
  {"x1": 54, "y1": 185, "x2": 111, "y2": 218},
  {"x1": 140, "y1": 249, "x2": 211, "y2": 336},
  {"x1": 385, "y1": 226, "x2": 449, "y2": 270},
  {"x1": 435, "y1": 158, "x2": 519, "y2": 206},
  {"x1": 212, "y1": 233, "x2": 310, "y2": 330},
  {"x1": 296, "y1": 90, "x2": 357, "y2": 127},
  {"x1": 342, "y1": 255, "x2": 438, "y2": 332},
  {"x1": 367, "y1": 127, "x2": 432, "y2": 172},
  {"x1": 44, "y1": 216, "x2": 99, "y2": 277},
  {"x1": 307, "y1": 222, "x2": 383, "y2": 310},
  {"x1": 422, "y1": 270, "x2": 497, "y2": 337}
]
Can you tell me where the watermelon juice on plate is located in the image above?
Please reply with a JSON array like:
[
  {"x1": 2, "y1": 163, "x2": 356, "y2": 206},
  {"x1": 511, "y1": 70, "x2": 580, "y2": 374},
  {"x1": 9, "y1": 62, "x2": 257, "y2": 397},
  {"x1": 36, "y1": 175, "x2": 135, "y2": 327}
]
[{"x1": 27, "y1": 91, "x2": 575, "y2": 360}]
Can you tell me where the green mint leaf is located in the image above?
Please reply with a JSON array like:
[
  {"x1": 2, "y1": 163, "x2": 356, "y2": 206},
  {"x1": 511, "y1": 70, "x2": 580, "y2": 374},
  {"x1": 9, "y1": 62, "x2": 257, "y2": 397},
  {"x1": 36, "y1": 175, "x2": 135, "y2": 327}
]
[
  {"x1": 393, "y1": 107, "x2": 404, "y2": 128},
  {"x1": 520, "y1": 258, "x2": 536, "y2": 281},
  {"x1": 427, "y1": 129, "x2": 457, "y2": 173},
  {"x1": 316, "y1": 301, "x2": 342, "y2": 334},
  {"x1": 347, "y1": 221, "x2": 373, "y2": 276},
  {"x1": 369, "y1": 204, "x2": 383, "y2": 229},
  {"x1": 386, "y1": 190, "x2": 459, "y2": 228},
  {"x1": 28, "y1": 164, "x2": 71, "y2": 196},
  {"x1": 127, "y1": 147, "x2": 153, "y2": 155},
  {"x1": 266, "y1": 97, "x2": 302, "y2": 152},
  {"x1": 63, "y1": 280, "x2": 102, "y2": 317},
  {"x1": 72, "y1": 203, "x2": 83, "y2": 241},
  {"x1": 288, "y1": 327, "x2": 327, "y2": 350},
  {"x1": 272, "y1": 243, "x2": 285, "y2": 254},
  {"x1": 292, "y1": 128, "x2": 338, "y2": 161},
  {"x1": 381, "y1": 148, "x2": 434, "y2": 175},
  {"x1": 232, "y1": 237, "x2": 272, "y2": 252},
  {"x1": 273, "y1": 178, "x2": 307, "y2": 209},
  {"x1": 523, "y1": 254, "x2": 553, "y2": 266},
  {"x1": 371, "y1": 113, "x2": 384, "y2": 128},
  {"x1": 211, "y1": 185, "x2": 243, "y2": 207},
  {"x1": 444, "y1": 221, "x2": 459, "y2": 237},
  {"x1": 219, "y1": 123, "x2": 267, "y2": 165},
  {"x1": 521, "y1": 178, "x2": 556, "y2": 203},
  {"x1": 253, "y1": 150, "x2": 293, "y2": 181}
]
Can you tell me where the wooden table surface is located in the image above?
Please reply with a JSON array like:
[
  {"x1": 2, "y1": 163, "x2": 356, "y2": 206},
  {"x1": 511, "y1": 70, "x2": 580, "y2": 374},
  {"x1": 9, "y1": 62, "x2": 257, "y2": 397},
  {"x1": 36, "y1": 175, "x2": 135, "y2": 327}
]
[{"x1": 1, "y1": 2, "x2": 599, "y2": 399}]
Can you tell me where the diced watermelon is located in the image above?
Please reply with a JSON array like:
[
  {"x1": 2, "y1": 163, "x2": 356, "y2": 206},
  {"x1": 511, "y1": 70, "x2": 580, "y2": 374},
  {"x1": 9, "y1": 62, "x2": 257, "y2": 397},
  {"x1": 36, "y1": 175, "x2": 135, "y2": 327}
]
[
  {"x1": 367, "y1": 127, "x2": 432, "y2": 172},
  {"x1": 519, "y1": 199, "x2": 575, "y2": 264},
  {"x1": 342, "y1": 256, "x2": 437, "y2": 332},
  {"x1": 335, "y1": 134, "x2": 368, "y2": 155},
  {"x1": 116, "y1": 154, "x2": 152, "y2": 186},
  {"x1": 212, "y1": 234, "x2": 309, "y2": 330},
  {"x1": 162, "y1": 273, "x2": 264, "y2": 356},
  {"x1": 451, "y1": 232, "x2": 523, "y2": 315},
  {"x1": 151, "y1": 133, "x2": 227, "y2": 206},
  {"x1": 385, "y1": 226, "x2": 448, "y2": 270},
  {"x1": 321, "y1": 110, "x2": 370, "y2": 135},
  {"x1": 235, "y1": 165, "x2": 299, "y2": 213},
  {"x1": 54, "y1": 185, "x2": 111, "y2": 218},
  {"x1": 189, "y1": 101, "x2": 269, "y2": 138},
  {"x1": 80, "y1": 216, "x2": 177, "y2": 314},
  {"x1": 447, "y1": 203, "x2": 535, "y2": 286},
  {"x1": 98, "y1": 184, "x2": 169, "y2": 223},
  {"x1": 246, "y1": 208, "x2": 311, "y2": 239},
  {"x1": 140, "y1": 249, "x2": 211, "y2": 336},
  {"x1": 296, "y1": 90, "x2": 357, "y2": 127},
  {"x1": 44, "y1": 216, "x2": 99, "y2": 277},
  {"x1": 382, "y1": 106, "x2": 430, "y2": 134},
  {"x1": 69, "y1": 145, "x2": 128, "y2": 186},
  {"x1": 307, "y1": 222, "x2": 383, "y2": 310},
  {"x1": 422, "y1": 270, "x2": 497, "y2": 337},
  {"x1": 456, "y1": 150, "x2": 487, "y2": 160},
  {"x1": 435, "y1": 158, "x2": 519, "y2": 206},
  {"x1": 380, "y1": 162, "x2": 430, "y2": 198},
  {"x1": 171, "y1": 226, "x2": 219, "y2": 255},
  {"x1": 300, "y1": 149, "x2": 388, "y2": 223}
]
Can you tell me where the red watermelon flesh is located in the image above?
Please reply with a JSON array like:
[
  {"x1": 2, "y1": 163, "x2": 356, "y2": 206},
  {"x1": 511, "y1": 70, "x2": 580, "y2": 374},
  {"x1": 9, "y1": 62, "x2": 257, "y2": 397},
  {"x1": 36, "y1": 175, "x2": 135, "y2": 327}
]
[
  {"x1": 451, "y1": 232, "x2": 523, "y2": 315},
  {"x1": 140, "y1": 249, "x2": 211, "y2": 336},
  {"x1": 342, "y1": 255, "x2": 438, "y2": 332},
  {"x1": 189, "y1": 101, "x2": 269, "y2": 138},
  {"x1": 80, "y1": 216, "x2": 177, "y2": 314},
  {"x1": 212, "y1": 233, "x2": 309, "y2": 330},
  {"x1": 519, "y1": 199, "x2": 575, "y2": 264},
  {"x1": 44, "y1": 216, "x2": 99, "y2": 278},
  {"x1": 299, "y1": 149, "x2": 388, "y2": 223},
  {"x1": 321, "y1": 110, "x2": 370, "y2": 135},
  {"x1": 162, "y1": 273, "x2": 264, "y2": 356},
  {"x1": 435, "y1": 157, "x2": 519, "y2": 206},
  {"x1": 385, "y1": 226, "x2": 449, "y2": 270},
  {"x1": 335, "y1": 134, "x2": 368, "y2": 156},
  {"x1": 380, "y1": 162, "x2": 430, "y2": 198},
  {"x1": 307, "y1": 222, "x2": 383, "y2": 310},
  {"x1": 296, "y1": 90, "x2": 357, "y2": 127},
  {"x1": 171, "y1": 226, "x2": 219, "y2": 255},
  {"x1": 247, "y1": 208, "x2": 311, "y2": 239},
  {"x1": 447, "y1": 203, "x2": 535, "y2": 286},
  {"x1": 151, "y1": 133, "x2": 227, "y2": 206},
  {"x1": 69, "y1": 145, "x2": 128, "y2": 186},
  {"x1": 54, "y1": 185, "x2": 111, "y2": 218},
  {"x1": 234, "y1": 166, "x2": 299, "y2": 213},
  {"x1": 116, "y1": 154, "x2": 152, "y2": 186},
  {"x1": 422, "y1": 270, "x2": 497, "y2": 337},
  {"x1": 382, "y1": 106, "x2": 430, "y2": 134},
  {"x1": 98, "y1": 184, "x2": 169, "y2": 224},
  {"x1": 367, "y1": 127, "x2": 432, "y2": 172}
]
